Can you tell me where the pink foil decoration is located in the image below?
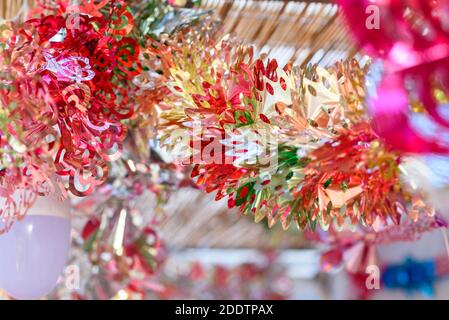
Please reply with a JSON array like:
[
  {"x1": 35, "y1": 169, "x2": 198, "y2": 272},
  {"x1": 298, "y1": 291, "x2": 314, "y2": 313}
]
[
  {"x1": 340, "y1": 0, "x2": 449, "y2": 151},
  {"x1": 370, "y1": 70, "x2": 449, "y2": 153},
  {"x1": 338, "y1": 0, "x2": 449, "y2": 69}
]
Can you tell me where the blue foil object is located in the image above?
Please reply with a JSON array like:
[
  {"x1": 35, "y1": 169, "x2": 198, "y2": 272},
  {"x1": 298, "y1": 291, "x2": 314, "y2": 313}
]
[{"x1": 381, "y1": 257, "x2": 436, "y2": 297}]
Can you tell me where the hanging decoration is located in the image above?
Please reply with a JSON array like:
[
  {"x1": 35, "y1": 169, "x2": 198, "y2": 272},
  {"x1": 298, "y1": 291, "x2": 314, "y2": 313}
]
[
  {"x1": 1, "y1": 0, "x2": 442, "y2": 238},
  {"x1": 339, "y1": 0, "x2": 449, "y2": 154},
  {"x1": 61, "y1": 143, "x2": 191, "y2": 300},
  {"x1": 0, "y1": 0, "x2": 205, "y2": 231},
  {"x1": 312, "y1": 214, "x2": 447, "y2": 274},
  {"x1": 0, "y1": 0, "x2": 204, "y2": 299},
  {"x1": 148, "y1": 18, "x2": 436, "y2": 233}
]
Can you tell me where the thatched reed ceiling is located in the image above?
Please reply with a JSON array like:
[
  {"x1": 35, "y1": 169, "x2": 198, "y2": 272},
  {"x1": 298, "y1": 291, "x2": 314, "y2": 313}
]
[
  {"x1": 201, "y1": 0, "x2": 358, "y2": 66},
  {"x1": 159, "y1": 189, "x2": 307, "y2": 249},
  {"x1": 2, "y1": 0, "x2": 358, "y2": 68}
]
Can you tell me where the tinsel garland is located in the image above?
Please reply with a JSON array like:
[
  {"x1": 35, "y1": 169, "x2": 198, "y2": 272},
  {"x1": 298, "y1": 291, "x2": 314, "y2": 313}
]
[
  {"x1": 0, "y1": 0, "x2": 204, "y2": 232},
  {"x1": 147, "y1": 18, "x2": 437, "y2": 232}
]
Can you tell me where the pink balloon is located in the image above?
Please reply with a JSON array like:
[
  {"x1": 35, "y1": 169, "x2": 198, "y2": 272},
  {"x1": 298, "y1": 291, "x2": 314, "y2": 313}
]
[
  {"x1": 0, "y1": 215, "x2": 71, "y2": 299},
  {"x1": 338, "y1": 0, "x2": 449, "y2": 69}
]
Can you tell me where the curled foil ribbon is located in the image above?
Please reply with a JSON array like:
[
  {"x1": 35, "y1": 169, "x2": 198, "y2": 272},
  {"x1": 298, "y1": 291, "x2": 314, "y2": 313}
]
[
  {"x1": 148, "y1": 20, "x2": 436, "y2": 232},
  {"x1": 0, "y1": 1, "x2": 148, "y2": 228}
]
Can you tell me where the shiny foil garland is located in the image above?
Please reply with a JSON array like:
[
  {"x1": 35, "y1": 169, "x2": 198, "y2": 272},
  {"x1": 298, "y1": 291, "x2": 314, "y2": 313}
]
[
  {"x1": 339, "y1": 0, "x2": 449, "y2": 154},
  {"x1": 3, "y1": 1, "x2": 439, "y2": 237},
  {"x1": 61, "y1": 121, "x2": 194, "y2": 299},
  {"x1": 313, "y1": 214, "x2": 447, "y2": 274},
  {"x1": 0, "y1": 0, "x2": 197, "y2": 232},
  {"x1": 148, "y1": 20, "x2": 437, "y2": 233},
  {"x1": 0, "y1": 3, "x2": 133, "y2": 230},
  {"x1": 46, "y1": 132, "x2": 193, "y2": 299},
  {"x1": 36, "y1": 1, "x2": 203, "y2": 300},
  {"x1": 337, "y1": 0, "x2": 449, "y2": 233}
]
